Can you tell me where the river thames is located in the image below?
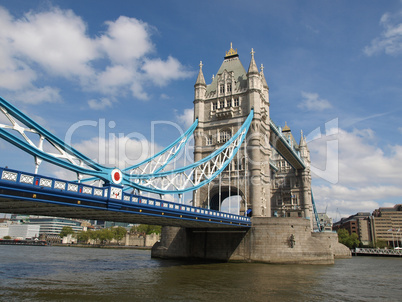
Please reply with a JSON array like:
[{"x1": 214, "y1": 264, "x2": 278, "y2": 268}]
[{"x1": 0, "y1": 245, "x2": 401, "y2": 301}]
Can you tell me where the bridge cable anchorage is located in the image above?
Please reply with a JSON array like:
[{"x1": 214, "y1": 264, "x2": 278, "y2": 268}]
[{"x1": 0, "y1": 96, "x2": 254, "y2": 195}]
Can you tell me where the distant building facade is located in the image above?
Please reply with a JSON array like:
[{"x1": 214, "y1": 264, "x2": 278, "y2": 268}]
[
  {"x1": 10, "y1": 215, "x2": 83, "y2": 241},
  {"x1": 27, "y1": 217, "x2": 83, "y2": 236},
  {"x1": 371, "y1": 204, "x2": 402, "y2": 247},
  {"x1": 0, "y1": 223, "x2": 40, "y2": 239},
  {"x1": 333, "y1": 204, "x2": 402, "y2": 247}
]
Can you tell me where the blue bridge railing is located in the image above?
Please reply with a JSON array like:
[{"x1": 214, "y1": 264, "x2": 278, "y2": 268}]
[{"x1": 0, "y1": 167, "x2": 251, "y2": 227}]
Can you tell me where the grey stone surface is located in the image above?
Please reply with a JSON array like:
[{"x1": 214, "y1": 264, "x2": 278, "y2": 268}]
[{"x1": 152, "y1": 218, "x2": 348, "y2": 264}]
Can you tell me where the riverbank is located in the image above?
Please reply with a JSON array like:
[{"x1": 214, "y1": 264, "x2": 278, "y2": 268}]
[
  {"x1": 0, "y1": 239, "x2": 47, "y2": 246},
  {"x1": 51, "y1": 243, "x2": 152, "y2": 250}
]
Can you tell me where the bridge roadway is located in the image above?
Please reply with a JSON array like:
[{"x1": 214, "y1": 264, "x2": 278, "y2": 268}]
[{"x1": 0, "y1": 167, "x2": 251, "y2": 228}]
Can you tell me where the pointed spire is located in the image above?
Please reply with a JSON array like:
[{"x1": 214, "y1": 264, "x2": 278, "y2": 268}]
[
  {"x1": 282, "y1": 121, "x2": 291, "y2": 132},
  {"x1": 299, "y1": 130, "x2": 307, "y2": 147},
  {"x1": 195, "y1": 61, "x2": 206, "y2": 86},
  {"x1": 247, "y1": 48, "x2": 259, "y2": 74},
  {"x1": 260, "y1": 64, "x2": 269, "y2": 89}
]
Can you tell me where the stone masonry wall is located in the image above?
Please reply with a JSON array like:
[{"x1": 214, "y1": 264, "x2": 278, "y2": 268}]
[{"x1": 152, "y1": 217, "x2": 343, "y2": 264}]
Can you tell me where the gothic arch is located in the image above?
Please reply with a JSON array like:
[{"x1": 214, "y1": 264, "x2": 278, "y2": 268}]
[{"x1": 204, "y1": 185, "x2": 245, "y2": 213}]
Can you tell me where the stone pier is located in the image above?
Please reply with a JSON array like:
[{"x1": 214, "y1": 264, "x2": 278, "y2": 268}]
[{"x1": 152, "y1": 217, "x2": 351, "y2": 264}]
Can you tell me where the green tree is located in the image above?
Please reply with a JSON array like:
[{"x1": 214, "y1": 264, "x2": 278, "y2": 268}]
[
  {"x1": 98, "y1": 228, "x2": 113, "y2": 244},
  {"x1": 134, "y1": 224, "x2": 161, "y2": 235},
  {"x1": 347, "y1": 233, "x2": 360, "y2": 249},
  {"x1": 337, "y1": 229, "x2": 349, "y2": 245},
  {"x1": 88, "y1": 230, "x2": 99, "y2": 244},
  {"x1": 337, "y1": 228, "x2": 360, "y2": 249},
  {"x1": 375, "y1": 240, "x2": 389, "y2": 249},
  {"x1": 76, "y1": 230, "x2": 90, "y2": 243},
  {"x1": 112, "y1": 226, "x2": 127, "y2": 243},
  {"x1": 3, "y1": 235, "x2": 11, "y2": 239},
  {"x1": 60, "y1": 226, "x2": 75, "y2": 238}
]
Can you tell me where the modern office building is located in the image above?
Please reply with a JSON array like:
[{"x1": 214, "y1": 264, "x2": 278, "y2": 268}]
[{"x1": 333, "y1": 205, "x2": 402, "y2": 247}]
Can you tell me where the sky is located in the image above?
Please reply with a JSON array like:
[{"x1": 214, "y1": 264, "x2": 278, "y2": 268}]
[{"x1": 0, "y1": 0, "x2": 402, "y2": 220}]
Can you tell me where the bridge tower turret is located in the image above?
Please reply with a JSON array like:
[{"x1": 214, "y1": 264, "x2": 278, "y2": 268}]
[
  {"x1": 299, "y1": 131, "x2": 313, "y2": 229},
  {"x1": 193, "y1": 61, "x2": 207, "y2": 166},
  {"x1": 193, "y1": 44, "x2": 271, "y2": 217}
]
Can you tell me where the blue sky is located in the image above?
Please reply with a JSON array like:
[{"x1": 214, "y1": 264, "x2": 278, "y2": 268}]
[{"x1": 0, "y1": 0, "x2": 402, "y2": 220}]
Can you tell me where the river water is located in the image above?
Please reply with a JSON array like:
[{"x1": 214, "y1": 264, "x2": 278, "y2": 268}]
[{"x1": 0, "y1": 245, "x2": 401, "y2": 301}]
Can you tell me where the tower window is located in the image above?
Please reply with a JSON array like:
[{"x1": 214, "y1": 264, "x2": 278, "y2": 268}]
[
  {"x1": 207, "y1": 136, "x2": 213, "y2": 145},
  {"x1": 227, "y1": 83, "x2": 232, "y2": 93},
  {"x1": 212, "y1": 102, "x2": 217, "y2": 110},
  {"x1": 234, "y1": 97, "x2": 239, "y2": 107},
  {"x1": 227, "y1": 98, "x2": 232, "y2": 107},
  {"x1": 219, "y1": 100, "x2": 225, "y2": 108},
  {"x1": 220, "y1": 84, "x2": 225, "y2": 94},
  {"x1": 219, "y1": 130, "x2": 231, "y2": 143}
]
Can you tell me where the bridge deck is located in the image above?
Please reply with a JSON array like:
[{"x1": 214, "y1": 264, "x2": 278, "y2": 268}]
[{"x1": 0, "y1": 167, "x2": 250, "y2": 228}]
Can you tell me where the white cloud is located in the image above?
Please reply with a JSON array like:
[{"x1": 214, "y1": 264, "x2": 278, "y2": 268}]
[
  {"x1": 175, "y1": 108, "x2": 194, "y2": 128},
  {"x1": 0, "y1": 6, "x2": 192, "y2": 103},
  {"x1": 73, "y1": 135, "x2": 162, "y2": 170},
  {"x1": 95, "y1": 65, "x2": 134, "y2": 95},
  {"x1": 364, "y1": 11, "x2": 402, "y2": 56},
  {"x1": 12, "y1": 86, "x2": 62, "y2": 104},
  {"x1": 98, "y1": 16, "x2": 154, "y2": 64},
  {"x1": 142, "y1": 56, "x2": 194, "y2": 86},
  {"x1": 10, "y1": 7, "x2": 97, "y2": 78},
  {"x1": 310, "y1": 128, "x2": 402, "y2": 185},
  {"x1": 309, "y1": 126, "x2": 402, "y2": 218},
  {"x1": 298, "y1": 91, "x2": 332, "y2": 111},
  {"x1": 88, "y1": 98, "x2": 113, "y2": 110}
]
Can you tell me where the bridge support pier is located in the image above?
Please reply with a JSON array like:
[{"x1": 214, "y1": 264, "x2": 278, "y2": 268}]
[{"x1": 152, "y1": 218, "x2": 351, "y2": 264}]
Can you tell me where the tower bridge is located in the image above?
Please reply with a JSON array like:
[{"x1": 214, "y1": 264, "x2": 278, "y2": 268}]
[{"x1": 0, "y1": 45, "x2": 350, "y2": 264}]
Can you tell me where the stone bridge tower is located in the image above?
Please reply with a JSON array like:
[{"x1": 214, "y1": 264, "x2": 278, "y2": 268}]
[
  {"x1": 193, "y1": 45, "x2": 271, "y2": 217},
  {"x1": 152, "y1": 46, "x2": 342, "y2": 264}
]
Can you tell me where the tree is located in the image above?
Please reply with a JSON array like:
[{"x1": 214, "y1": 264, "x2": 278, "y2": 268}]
[
  {"x1": 337, "y1": 228, "x2": 360, "y2": 249},
  {"x1": 133, "y1": 224, "x2": 161, "y2": 235},
  {"x1": 375, "y1": 240, "x2": 389, "y2": 249},
  {"x1": 88, "y1": 230, "x2": 99, "y2": 244},
  {"x1": 76, "y1": 230, "x2": 90, "y2": 243},
  {"x1": 98, "y1": 228, "x2": 113, "y2": 244},
  {"x1": 347, "y1": 233, "x2": 360, "y2": 249},
  {"x1": 60, "y1": 226, "x2": 75, "y2": 238},
  {"x1": 112, "y1": 226, "x2": 127, "y2": 243}
]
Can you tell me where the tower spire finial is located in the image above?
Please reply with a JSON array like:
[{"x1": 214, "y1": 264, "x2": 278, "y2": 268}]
[
  {"x1": 195, "y1": 60, "x2": 206, "y2": 86},
  {"x1": 225, "y1": 42, "x2": 238, "y2": 58},
  {"x1": 247, "y1": 47, "x2": 258, "y2": 74}
]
